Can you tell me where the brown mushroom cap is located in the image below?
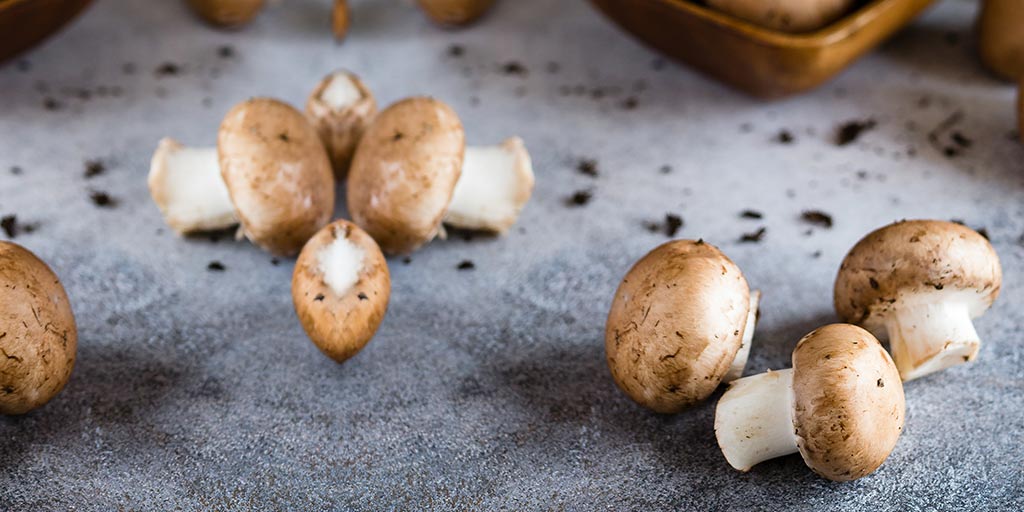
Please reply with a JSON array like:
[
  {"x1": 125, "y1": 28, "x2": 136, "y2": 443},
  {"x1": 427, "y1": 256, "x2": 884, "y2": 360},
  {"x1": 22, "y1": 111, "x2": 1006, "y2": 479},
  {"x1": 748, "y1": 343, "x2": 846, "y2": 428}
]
[
  {"x1": 792, "y1": 323, "x2": 905, "y2": 481},
  {"x1": 292, "y1": 220, "x2": 390, "y2": 364},
  {"x1": 346, "y1": 97, "x2": 465, "y2": 255},
  {"x1": 416, "y1": 0, "x2": 496, "y2": 26},
  {"x1": 186, "y1": 0, "x2": 265, "y2": 28},
  {"x1": 218, "y1": 97, "x2": 336, "y2": 256},
  {"x1": 305, "y1": 70, "x2": 378, "y2": 178},
  {"x1": 833, "y1": 220, "x2": 1001, "y2": 333},
  {"x1": 977, "y1": 0, "x2": 1024, "y2": 81},
  {"x1": 605, "y1": 240, "x2": 752, "y2": 413},
  {"x1": 704, "y1": 0, "x2": 855, "y2": 33},
  {"x1": 0, "y1": 242, "x2": 77, "y2": 415}
]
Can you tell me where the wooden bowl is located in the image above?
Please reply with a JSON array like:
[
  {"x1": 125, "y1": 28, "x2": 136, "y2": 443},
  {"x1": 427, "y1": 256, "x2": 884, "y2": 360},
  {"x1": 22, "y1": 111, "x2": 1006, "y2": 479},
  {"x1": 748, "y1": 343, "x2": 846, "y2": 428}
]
[
  {"x1": 0, "y1": 0, "x2": 93, "y2": 65},
  {"x1": 589, "y1": 0, "x2": 936, "y2": 99}
]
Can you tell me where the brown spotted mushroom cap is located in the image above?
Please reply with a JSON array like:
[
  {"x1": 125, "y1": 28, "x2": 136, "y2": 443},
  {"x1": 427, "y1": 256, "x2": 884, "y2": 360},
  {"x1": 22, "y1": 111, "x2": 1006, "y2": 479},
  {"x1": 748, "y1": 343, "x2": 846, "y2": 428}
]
[
  {"x1": 605, "y1": 240, "x2": 752, "y2": 413},
  {"x1": 0, "y1": 242, "x2": 77, "y2": 415},
  {"x1": 792, "y1": 323, "x2": 905, "y2": 481},
  {"x1": 833, "y1": 220, "x2": 1001, "y2": 334}
]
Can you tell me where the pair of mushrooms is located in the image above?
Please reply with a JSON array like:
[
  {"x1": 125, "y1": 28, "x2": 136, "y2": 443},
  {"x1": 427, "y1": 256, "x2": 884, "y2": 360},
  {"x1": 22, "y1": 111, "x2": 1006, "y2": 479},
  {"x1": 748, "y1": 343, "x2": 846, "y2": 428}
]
[
  {"x1": 149, "y1": 70, "x2": 533, "y2": 364},
  {"x1": 186, "y1": 0, "x2": 496, "y2": 34},
  {"x1": 606, "y1": 219, "x2": 1000, "y2": 481}
]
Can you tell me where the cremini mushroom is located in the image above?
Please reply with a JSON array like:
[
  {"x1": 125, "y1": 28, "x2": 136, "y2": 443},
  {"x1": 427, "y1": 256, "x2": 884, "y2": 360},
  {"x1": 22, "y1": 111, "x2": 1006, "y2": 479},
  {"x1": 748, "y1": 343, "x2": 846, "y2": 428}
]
[
  {"x1": 305, "y1": 70, "x2": 377, "y2": 178},
  {"x1": 292, "y1": 220, "x2": 390, "y2": 363},
  {"x1": 0, "y1": 242, "x2": 77, "y2": 415},
  {"x1": 705, "y1": 0, "x2": 855, "y2": 33},
  {"x1": 332, "y1": 0, "x2": 350, "y2": 41},
  {"x1": 346, "y1": 96, "x2": 534, "y2": 254},
  {"x1": 834, "y1": 220, "x2": 1002, "y2": 381},
  {"x1": 977, "y1": 0, "x2": 1024, "y2": 81},
  {"x1": 185, "y1": 0, "x2": 265, "y2": 28},
  {"x1": 715, "y1": 324, "x2": 904, "y2": 481},
  {"x1": 149, "y1": 97, "x2": 335, "y2": 256},
  {"x1": 605, "y1": 239, "x2": 760, "y2": 413},
  {"x1": 416, "y1": 0, "x2": 496, "y2": 26}
]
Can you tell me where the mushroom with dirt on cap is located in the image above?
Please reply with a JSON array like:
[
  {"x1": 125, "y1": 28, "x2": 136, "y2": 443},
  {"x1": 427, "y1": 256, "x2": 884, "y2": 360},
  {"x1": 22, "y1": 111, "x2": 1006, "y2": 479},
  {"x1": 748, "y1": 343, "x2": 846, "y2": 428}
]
[
  {"x1": 0, "y1": 242, "x2": 77, "y2": 415},
  {"x1": 293, "y1": 220, "x2": 390, "y2": 363},
  {"x1": 833, "y1": 220, "x2": 1001, "y2": 381},
  {"x1": 715, "y1": 323, "x2": 905, "y2": 481},
  {"x1": 149, "y1": 97, "x2": 335, "y2": 256},
  {"x1": 605, "y1": 239, "x2": 761, "y2": 413},
  {"x1": 346, "y1": 96, "x2": 534, "y2": 255},
  {"x1": 306, "y1": 70, "x2": 377, "y2": 178}
]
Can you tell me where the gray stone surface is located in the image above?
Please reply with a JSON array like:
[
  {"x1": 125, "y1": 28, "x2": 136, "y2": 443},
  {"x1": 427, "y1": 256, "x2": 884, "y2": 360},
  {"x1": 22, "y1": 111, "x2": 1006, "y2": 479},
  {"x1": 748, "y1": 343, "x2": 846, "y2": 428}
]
[{"x1": 1, "y1": 0, "x2": 1022, "y2": 509}]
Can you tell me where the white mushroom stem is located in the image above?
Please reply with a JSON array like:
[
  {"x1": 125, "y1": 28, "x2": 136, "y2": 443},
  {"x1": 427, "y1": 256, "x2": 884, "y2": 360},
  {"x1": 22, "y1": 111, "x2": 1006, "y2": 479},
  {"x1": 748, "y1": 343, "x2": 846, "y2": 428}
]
[
  {"x1": 725, "y1": 290, "x2": 760, "y2": 382},
  {"x1": 715, "y1": 368, "x2": 797, "y2": 472},
  {"x1": 315, "y1": 71, "x2": 363, "y2": 112},
  {"x1": 317, "y1": 230, "x2": 366, "y2": 297},
  {"x1": 885, "y1": 300, "x2": 980, "y2": 381},
  {"x1": 148, "y1": 138, "x2": 238, "y2": 234},
  {"x1": 443, "y1": 137, "x2": 535, "y2": 234}
]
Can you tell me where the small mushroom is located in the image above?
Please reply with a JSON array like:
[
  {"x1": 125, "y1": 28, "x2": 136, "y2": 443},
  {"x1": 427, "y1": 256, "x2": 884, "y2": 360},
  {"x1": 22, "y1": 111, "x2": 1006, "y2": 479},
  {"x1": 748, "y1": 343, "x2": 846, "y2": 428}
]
[
  {"x1": 715, "y1": 324, "x2": 904, "y2": 481},
  {"x1": 977, "y1": 0, "x2": 1024, "y2": 81},
  {"x1": 416, "y1": 0, "x2": 496, "y2": 26},
  {"x1": 0, "y1": 242, "x2": 77, "y2": 415},
  {"x1": 605, "y1": 239, "x2": 760, "y2": 413},
  {"x1": 149, "y1": 98, "x2": 335, "y2": 256},
  {"x1": 833, "y1": 220, "x2": 1002, "y2": 381},
  {"x1": 704, "y1": 0, "x2": 855, "y2": 33},
  {"x1": 333, "y1": 0, "x2": 350, "y2": 41},
  {"x1": 185, "y1": 0, "x2": 265, "y2": 28},
  {"x1": 346, "y1": 96, "x2": 534, "y2": 254},
  {"x1": 292, "y1": 220, "x2": 390, "y2": 363},
  {"x1": 305, "y1": 70, "x2": 377, "y2": 178}
]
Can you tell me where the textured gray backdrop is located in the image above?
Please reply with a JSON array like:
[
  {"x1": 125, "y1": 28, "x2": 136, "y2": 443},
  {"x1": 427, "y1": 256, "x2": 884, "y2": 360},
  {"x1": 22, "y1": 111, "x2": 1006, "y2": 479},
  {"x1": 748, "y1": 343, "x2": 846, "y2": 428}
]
[{"x1": 1, "y1": 0, "x2": 1022, "y2": 510}]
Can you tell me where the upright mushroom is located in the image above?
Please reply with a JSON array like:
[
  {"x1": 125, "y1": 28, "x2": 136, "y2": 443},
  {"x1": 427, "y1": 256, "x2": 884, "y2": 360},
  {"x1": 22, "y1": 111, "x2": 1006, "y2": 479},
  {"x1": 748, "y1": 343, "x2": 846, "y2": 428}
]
[
  {"x1": 977, "y1": 0, "x2": 1024, "y2": 81},
  {"x1": 306, "y1": 70, "x2": 377, "y2": 178},
  {"x1": 293, "y1": 220, "x2": 390, "y2": 363},
  {"x1": 346, "y1": 96, "x2": 534, "y2": 254},
  {"x1": 149, "y1": 97, "x2": 335, "y2": 256},
  {"x1": 605, "y1": 239, "x2": 760, "y2": 413},
  {"x1": 715, "y1": 324, "x2": 904, "y2": 481},
  {"x1": 834, "y1": 220, "x2": 1001, "y2": 381},
  {"x1": 0, "y1": 242, "x2": 77, "y2": 415}
]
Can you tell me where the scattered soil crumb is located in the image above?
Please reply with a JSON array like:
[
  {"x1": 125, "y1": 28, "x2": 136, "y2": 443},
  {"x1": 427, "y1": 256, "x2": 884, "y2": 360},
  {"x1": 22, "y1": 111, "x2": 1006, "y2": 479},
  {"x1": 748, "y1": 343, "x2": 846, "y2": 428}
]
[
  {"x1": 217, "y1": 45, "x2": 235, "y2": 58},
  {"x1": 811, "y1": 250, "x2": 823, "y2": 258},
  {"x1": 801, "y1": 210, "x2": 833, "y2": 229},
  {"x1": 739, "y1": 227, "x2": 767, "y2": 243},
  {"x1": 43, "y1": 97, "x2": 62, "y2": 111},
  {"x1": 621, "y1": 97, "x2": 639, "y2": 110},
  {"x1": 659, "y1": 165, "x2": 672, "y2": 174},
  {"x1": 402, "y1": 257, "x2": 412, "y2": 265},
  {"x1": 740, "y1": 210, "x2": 763, "y2": 220},
  {"x1": 447, "y1": 44, "x2": 464, "y2": 57},
  {"x1": 645, "y1": 214, "x2": 684, "y2": 237},
  {"x1": 207, "y1": 261, "x2": 226, "y2": 272},
  {"x1": 566, "y1": 190, "x2": 593, "y2": 207},
  {"x1": 775, "y1": 130, "x2": 795, "y2": 144},
  {"x1": 84, "y1": 159, "x2": 106, "y2": 178},
  {"x1": 501, "y1": 61, "x2": 527, "y2": 76},
  {"x1": 10, "y1": 166, "x2": 22, "y2": 175},
  {"x1": 457, "y1": 260, "x2": 475, "y2": 271},
  {"x1": 1, "y1": 215, "x2": 37, "y2": 238},
  {"x1": 155, "y1": 62, "x2": 180, "y2": 77},
  {"x1": 577, "y1": 159, "x2": 598, "y2": 177},
  {"x1": 270, "y1": 258, "x2": 281, "y2": 266},
  {"x1": 835, "y1": 119, "x2": 876, "y2": 146},
  {"x1": 89, "y1": 190, "x2": 117, "y2": 208}
]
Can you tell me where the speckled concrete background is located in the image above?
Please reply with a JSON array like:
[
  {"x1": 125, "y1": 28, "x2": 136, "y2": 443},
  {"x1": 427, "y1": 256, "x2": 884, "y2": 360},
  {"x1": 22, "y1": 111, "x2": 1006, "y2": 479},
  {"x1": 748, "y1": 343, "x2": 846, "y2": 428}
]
[{"x1": 1, "y1": 0, "x2": 1022, "y2": 510}]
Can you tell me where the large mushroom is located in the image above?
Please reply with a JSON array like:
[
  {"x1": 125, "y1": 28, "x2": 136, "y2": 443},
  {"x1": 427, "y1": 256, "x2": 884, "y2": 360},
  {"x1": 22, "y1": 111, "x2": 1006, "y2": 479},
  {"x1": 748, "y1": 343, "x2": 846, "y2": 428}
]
[
  {"x1": 833, "y1": 220, "x2": 1001, "y2": 381},
  {"x1": 605, "y1": 239, "x2": 760, "y2": 413},
  {"x1": 346, "y1": 96, "x2": 534, "y2": 255},
  {"x1": 305, "y1": 70, "x2": 377, "y2": 178},
  {"x1": 715, "y1": 324, "x2": 905, "y2": 481},
  {"x1": 292, "y1": 220, "x2": 390, "y2": 363},
  {"x1": 149, "y1": 97, "x2": 335, "y2": 256},
  {"x1": 0, "y1": 242, "x2": 77, "y2": 415}
]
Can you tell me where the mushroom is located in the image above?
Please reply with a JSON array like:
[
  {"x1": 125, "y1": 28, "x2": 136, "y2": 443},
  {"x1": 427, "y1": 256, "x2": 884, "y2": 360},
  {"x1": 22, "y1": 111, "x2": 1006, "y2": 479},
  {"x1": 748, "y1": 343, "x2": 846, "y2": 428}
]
[
  {"x1": 977, "y1": 0, "x2": 1024, "y2": 81},
  {"x1": 705, "y1": 0, "x2": 855, "y2": 33},
  {"x1": 416, "y1": 0, "x2": 496, "y2": 26},
  {"x1": 305, "y1": 70, "x2": 377, "y2": 178},
  {"x1": 0, "y1": 242, "x2": 77, "y2": 415},
  {"x1": 605, "y1": 239, "x2": 760, "y2": 413},
  {"x1": 833, "y1": 220, "x2": 1001, "y2": 381},
  {"x1": 292, "y1": 220, "x2": 390, "y2": 363},
  {"x1": 332, "y1": 0, "x2": 350, "y2": 41},
  {"x1": 185, "y1": 0, "x2": 265, "y2": 28},
  {"x1": 149, "y1": 97, "x2": 335, "y2": 256},
  {"x1": 715, "y1": 324, "x2": 904, "y2": 481},
  {"x1": 346, "y1": 96, "x2": 534, "y2": 254}
]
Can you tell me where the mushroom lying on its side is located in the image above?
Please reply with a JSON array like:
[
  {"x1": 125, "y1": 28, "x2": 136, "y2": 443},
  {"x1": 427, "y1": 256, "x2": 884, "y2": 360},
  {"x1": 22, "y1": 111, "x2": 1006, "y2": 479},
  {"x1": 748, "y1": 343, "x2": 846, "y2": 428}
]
[
  {"x1": 715, "y1": 324, "x2": 904, "y2": 481},
  {"x1": 293, "y1": 220, "x2": 390, "y2": 363},
  {"x1": 306, "y1": 70, "x2": 377, "y2": 178},
  {"x1": 346, "y1": 96, "x2": 534, "y2": 255},
  {"x1": 605, "y1": 239, "x2": 761, "y2": 413},
  {"x1": 149, "y1": 98, "x2": 336, "y2": 256},
  {"x1": 0, "y1": 242, "x2": 77, "y2": 415},
  {"x1": 834, "y1": 220, "x2": 1002, "y2": 381}
]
